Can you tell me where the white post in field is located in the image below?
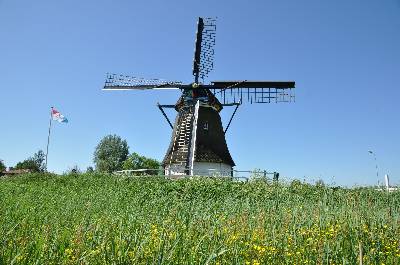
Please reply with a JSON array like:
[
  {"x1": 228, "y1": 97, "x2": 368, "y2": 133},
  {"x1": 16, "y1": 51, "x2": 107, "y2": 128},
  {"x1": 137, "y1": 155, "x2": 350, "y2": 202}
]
[{"x1": 384, "y1": 174, "x2": 390, "y2": 191}]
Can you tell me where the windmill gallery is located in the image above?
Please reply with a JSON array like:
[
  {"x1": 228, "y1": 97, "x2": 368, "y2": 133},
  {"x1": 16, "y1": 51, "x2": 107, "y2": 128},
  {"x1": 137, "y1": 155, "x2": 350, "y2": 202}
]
[{"x1": 103, "y1": 17, "x2": 295, "y2": 177}]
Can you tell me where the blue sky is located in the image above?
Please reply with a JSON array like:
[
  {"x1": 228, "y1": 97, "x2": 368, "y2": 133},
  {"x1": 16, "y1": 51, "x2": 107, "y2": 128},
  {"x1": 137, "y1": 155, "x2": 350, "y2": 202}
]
[{"x1": 0, "y1": 0, "x2": 399, "y2": 186}]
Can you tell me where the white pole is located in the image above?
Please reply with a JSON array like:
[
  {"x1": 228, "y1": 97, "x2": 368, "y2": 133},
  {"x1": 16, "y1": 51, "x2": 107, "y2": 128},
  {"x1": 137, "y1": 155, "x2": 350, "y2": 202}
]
[
  {"x1": 384, "y1": 174, "x2": 390, "y2": 191},
  {"x1": 45, "y1": 107, "x2": 53, "y2": 171}
]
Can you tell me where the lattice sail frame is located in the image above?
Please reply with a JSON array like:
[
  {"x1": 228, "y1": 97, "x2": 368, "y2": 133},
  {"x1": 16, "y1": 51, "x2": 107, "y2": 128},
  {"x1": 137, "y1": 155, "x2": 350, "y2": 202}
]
[
  {"x1": 104, "y1": 73, "x2": 182, "y2": 89},
  {"x1": 212, "y1": 87, "x2": 295, "y2": 104},
  {"x1": 193, "y1": 17, "x2": 217, "y2": 82}
]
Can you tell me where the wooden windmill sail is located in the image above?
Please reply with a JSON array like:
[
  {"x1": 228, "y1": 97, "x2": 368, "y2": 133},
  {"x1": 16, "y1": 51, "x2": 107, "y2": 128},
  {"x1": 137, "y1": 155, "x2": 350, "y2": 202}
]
[{"x1": 103, "y1": 17, "x2": 295, "y2": 176}]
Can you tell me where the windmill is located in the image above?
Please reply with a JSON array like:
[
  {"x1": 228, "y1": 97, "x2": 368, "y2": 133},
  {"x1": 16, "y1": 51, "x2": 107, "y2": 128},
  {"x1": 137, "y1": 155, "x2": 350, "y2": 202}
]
[{"x1": 103, "y1": 17, "x2": 295, "y2": 176}]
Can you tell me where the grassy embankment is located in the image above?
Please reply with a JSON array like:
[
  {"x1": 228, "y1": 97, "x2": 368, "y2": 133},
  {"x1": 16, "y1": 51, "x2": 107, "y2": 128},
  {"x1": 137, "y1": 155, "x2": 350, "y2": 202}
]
[{"x1": 0, "y1": 173, "x2": 399, "y2": 264}]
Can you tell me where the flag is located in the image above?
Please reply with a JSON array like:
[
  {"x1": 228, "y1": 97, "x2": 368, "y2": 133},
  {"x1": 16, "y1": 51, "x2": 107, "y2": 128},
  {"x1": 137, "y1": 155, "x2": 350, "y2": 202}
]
[{"x1": 51, "y1": 108, "x2": 68, "y2": 123}]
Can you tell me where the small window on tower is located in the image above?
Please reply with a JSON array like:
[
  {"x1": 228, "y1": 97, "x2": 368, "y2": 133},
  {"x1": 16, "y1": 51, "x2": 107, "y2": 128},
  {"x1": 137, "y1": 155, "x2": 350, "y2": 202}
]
[{"x1": 203, "y1": 121, "x2": 209, "y2": 130}]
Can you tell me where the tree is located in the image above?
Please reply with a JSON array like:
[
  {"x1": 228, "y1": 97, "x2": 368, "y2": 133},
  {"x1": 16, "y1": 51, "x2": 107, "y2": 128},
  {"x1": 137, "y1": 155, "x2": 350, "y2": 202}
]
[
  {"x1": 86, "y1": 166, "x2": 94, "y2": 173},
  {"x1": 65, "y1": 165, "x2": 81, "y2": 175},
  {"x1": 33, "y1": 150, "x2": 46, "y2": 171},
  {"x1": 14, "y1": 150, "x2": 46, "y2": 172},
  {"x1": 123, "y1": 152, "x2": 160, "y2": 175},
  {"x1": 123, "y1": 152, "x2": 160, "y2": 170},
  {"x1": 142, "y1": 157, "x2": 160, "y2": 170},
  {"x1": 0, "y1": 159, "x2": 6, "y2": 172},
  {"x1": 94, "y1": 134, "x2": 129, "y2": 172}
]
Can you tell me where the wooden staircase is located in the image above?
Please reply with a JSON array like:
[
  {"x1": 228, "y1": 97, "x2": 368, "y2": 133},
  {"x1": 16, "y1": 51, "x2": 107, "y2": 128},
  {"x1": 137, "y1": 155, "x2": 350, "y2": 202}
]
[{"x1": 168, "y1": 107, "x2": 194, "y2": 174}]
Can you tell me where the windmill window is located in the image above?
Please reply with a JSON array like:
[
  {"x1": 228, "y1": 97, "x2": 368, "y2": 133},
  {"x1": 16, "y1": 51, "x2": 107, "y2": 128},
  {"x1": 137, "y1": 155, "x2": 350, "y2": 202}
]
[{"x1": 203, "y1": 121, "x2": 209, "y2": 130}]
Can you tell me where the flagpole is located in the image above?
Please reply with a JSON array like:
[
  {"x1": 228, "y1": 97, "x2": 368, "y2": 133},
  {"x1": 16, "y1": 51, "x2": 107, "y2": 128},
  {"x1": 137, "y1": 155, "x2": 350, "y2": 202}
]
[{"x1": 45, "y1": 107, "x2": 53, "y2": 171}]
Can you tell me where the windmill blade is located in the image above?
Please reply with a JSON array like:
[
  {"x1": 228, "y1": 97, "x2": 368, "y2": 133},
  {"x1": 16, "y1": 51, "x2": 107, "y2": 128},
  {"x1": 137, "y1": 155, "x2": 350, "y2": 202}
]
[
  {"x1": 103, "y1": 73, "x2": 183, "y2": 90},
  {"x1": 207, "y1": 80, "x2": 296, "y2": 104},
  {"x1": 211, "y1": 80, "x2": 295, "y2": 89},
  {"x1": 192, "y1": 17, "x2": 216, "y2": 83},
  {"x1": 103, "y1": 85, "x2": 182, "y2": 90}
]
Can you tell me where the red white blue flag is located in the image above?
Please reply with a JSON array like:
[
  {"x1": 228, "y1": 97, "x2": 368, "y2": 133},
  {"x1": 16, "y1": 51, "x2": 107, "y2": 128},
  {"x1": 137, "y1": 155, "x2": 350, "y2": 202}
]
[{"x1": 51, "y1": 108, "x2": 68, "y2": 123}]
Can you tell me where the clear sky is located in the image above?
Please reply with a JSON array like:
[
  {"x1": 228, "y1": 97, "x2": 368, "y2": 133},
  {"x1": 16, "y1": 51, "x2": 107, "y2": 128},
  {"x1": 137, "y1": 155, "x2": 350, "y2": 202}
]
[{"x1": 1, "y1": 0, "x2": 399, "y2": 186}]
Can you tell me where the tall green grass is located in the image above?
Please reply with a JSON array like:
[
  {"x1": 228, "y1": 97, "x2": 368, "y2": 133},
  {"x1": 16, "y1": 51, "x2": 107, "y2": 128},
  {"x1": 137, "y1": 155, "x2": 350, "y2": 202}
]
[{"x1": 0, "y1": 173, "x2": 399, "y2": 264}]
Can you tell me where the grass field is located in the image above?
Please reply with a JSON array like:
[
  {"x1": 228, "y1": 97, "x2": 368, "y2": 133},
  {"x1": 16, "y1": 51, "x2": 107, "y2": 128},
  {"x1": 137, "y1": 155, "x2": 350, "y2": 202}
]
[{"x1": 0, "y1": 173, "x2": 399, "y2": 264}]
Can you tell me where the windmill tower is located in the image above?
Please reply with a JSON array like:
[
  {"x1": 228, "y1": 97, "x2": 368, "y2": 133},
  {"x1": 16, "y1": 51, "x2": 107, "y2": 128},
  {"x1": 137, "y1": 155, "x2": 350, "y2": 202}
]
[{"x1": 103, "y1": 17, "x2": 295, "y2": 176}]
